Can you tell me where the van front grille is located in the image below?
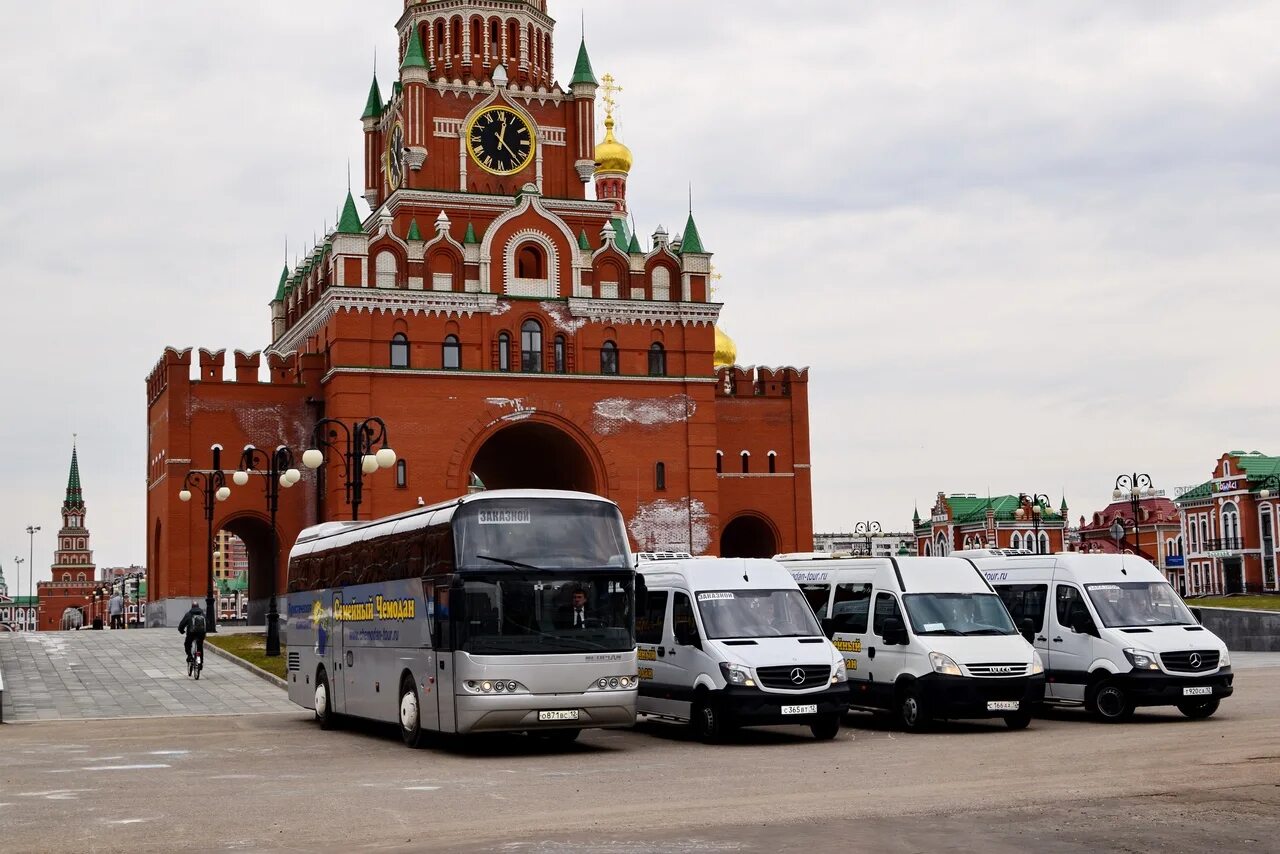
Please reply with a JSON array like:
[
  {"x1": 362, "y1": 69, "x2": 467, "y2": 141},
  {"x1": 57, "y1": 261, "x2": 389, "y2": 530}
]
[
  {"x1": 1161, "y1": 650, "x2": 1219, "y2": 673},
  {"x1": 756, "y1": 665, "x2": 831, "y2": 690},
  {"x1": 966, "y1": 663, "x2": 1029, "y2": 677}
]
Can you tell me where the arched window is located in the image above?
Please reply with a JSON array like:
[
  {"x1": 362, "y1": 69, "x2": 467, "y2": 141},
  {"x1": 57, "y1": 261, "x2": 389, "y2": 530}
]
[
  {"x1": 521, "y1": 320, "x2": 543, "y2": 372},
  {"x1": 1221, "y1": 501, "x2": 1241, "y2": 547},
  {"x1": 490, "y1": 21, "x2": 500, "y2": 55},
  {"x1": 554, "y1": 335, "x2": 566, "y2": 373},
  {"x1": 77, "y1": 573, "x2": 86, "y2": 582},
  {"x1": 651, "y1": 266, "x2": 671, "y2": 301},
  {"x1": 471, "y1": 18, "x2": 481, "y2": 57},
  {"x1": 517, "y1": 244, "x2": 545, "y2": 279},
  {"x1": 924, "y1": 541, "x2": 933, "y2": 556},
  {"x1": 395, "y1": 459, "x2": 408, "y2": 489},
  {"x1": 655, "y1": 462, "x2": 666, "y2": 491},
  {"x1": 600, "y1": 340, "x2": 618, "y2": 375},
  {"x1": 375, "y1": 252, "x2": 398, "y2": 289},
  {"x1": 435, "y1": 20, "x2": 446, "y2": 59},
  {"x1": 1010, "y1": 532, "x2": 1022, "y2": 550},
  {"x1": 648, "y1": 343, "x2": 666, "y2": 377},
  {"x1": 935, "y1": 533, "x2": 949, "y2": 557},
  {"x1": 442, "y1": 335, "x2": 461, "y2": 370},
  {"x1": 497, "y1": 332, "x2": 511, "y2": 372},
  {"x1": 507, "y1": 20, "x2": 519, "y2": 61},
  {"x1": 1039, "y1": 532, "x2": 1050, "y2": 554},
  {"x1": 741, "y1": 451, "x2": 750, "y2": 474},
  {"x1": 716, "y1": 451, "x2": 723, "y2": 474},
  {"x1": 390, "y1": 333, "x2": 409, "y2": 368},
  {"x1": 451, "y1": 17, "x2": 462, "y2": 61},
  {"x1": 768, "y1": 451, "x2": 777, "y2": 474}
]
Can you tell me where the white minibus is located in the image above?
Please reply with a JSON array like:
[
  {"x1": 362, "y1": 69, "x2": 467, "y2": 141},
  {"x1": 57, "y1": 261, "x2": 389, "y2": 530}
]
[
  {"x1": 960, "y1": 551, "x2": 1233, "y2": 721},
  {"x1": 778, "y1": 554, "x2": 1045, "y2": 731},
  {"x1": 634, "y1": 556, "x2": 849, "y2": 742}
]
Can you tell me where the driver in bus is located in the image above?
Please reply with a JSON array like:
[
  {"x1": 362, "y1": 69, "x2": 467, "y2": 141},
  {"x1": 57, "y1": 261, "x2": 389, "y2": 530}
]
[{"x1": 555, "y1": 587, "x2": 595, "y2": 630}]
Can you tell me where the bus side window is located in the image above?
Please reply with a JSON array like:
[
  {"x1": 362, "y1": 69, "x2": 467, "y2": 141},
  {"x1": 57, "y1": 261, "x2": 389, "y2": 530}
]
[
  {"x1": 997, "y1": 584, "x2": 1047, "y2": 633},
  {"x1": 799, "y1": 583, "x2": 831, "y2": 620},
  {"x1": 321, "y1": 554, "x2": 337, "y2": 590},
  {"x1": 832, "y1": 583, "x2": 872, "y2": 634}
]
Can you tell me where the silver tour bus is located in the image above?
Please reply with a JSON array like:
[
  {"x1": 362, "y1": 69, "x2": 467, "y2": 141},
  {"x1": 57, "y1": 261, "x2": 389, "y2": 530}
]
[{"x1": 285, "y1": 489, "x2": 639, "y2": 745}]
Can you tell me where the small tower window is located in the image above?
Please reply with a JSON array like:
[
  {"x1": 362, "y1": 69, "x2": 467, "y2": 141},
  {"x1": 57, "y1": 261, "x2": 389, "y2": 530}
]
[
  {"x1": 517, "y1": 245, "x2": 545, "y2": 279},
  {"x1": 497, "y1": 332, "x2": 511, "y2": 371},
  {"x1": 600, "y1": 341, "x2": 619, "y2": 375},
  {"x1": 716, "y1": 451, "x2": 723, "y2": 474},
  {"x1": 521, "y1": 320, "x2": 543, "y2": 372},
  {"x1": 554, "y1": 335, "x2": 567, "y2": 373},
  {"x1": 768, "y1": 451, "x2": 777, "y2": 474},
  {"x1": 395, "y1": 460, "x2": 408, "y2": 489},
  {"x1": 443, "y1": 335, "x2": 461, "y2": 370},
  {"x1": 655, "y1": 462, "x2": 666, "y2": 491},
  {"x1": 741, "y1": 451, "x2": 750, "y2": 474},
  {"x1": 648, "y1": 343, "x2": 666, "y2": 377},
  {"x1": 390, "y1": 333, "x2": 410, "y2": 368}
]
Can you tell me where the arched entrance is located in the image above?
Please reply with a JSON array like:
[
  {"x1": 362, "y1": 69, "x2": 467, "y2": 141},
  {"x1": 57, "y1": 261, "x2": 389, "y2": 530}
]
[
  {"x1": 469, "y1": 421, "x2": 601, "y2": 493},
  {"x1": 720, "y1": 514, "x2": 779, "y2": 559},
  {"x1": 217, "y1": 515, "x2": 275, "y2": 626}
]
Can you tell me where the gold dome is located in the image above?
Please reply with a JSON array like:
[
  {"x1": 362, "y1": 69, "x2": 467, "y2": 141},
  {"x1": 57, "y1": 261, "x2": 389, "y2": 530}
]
[
  {"x1": 713, "y1": 326, "x2": 738, "y2": 369},
  {"x1": 594, "y1": 115, "x2": 633, "y2": 175}
]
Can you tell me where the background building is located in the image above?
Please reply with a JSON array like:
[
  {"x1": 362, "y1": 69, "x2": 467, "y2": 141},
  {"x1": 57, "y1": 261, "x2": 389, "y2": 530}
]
[
  {"x1": 1076, "y1": 491, "x2": 1185, "y2": 592},
  {"x1": 915, "y1": 493, "x2": 1068, "y2": 556},
  {"x1": 36, "y1": 445, "x2": 98, "y2": 631},
  {"x1": 814, "y1": 530, "x2": 913, "y2": 557},
  {"x1": 1175, "y1": 451, "x2": 1279, "y2": 596},
  {"x1": 0, "y1": 563, "x2": 38, "y2": 631},
  {"x1": 100, "y1": 565, "x2": 148, "y2": 627},
  {"x1": 144, "y1": 0, "x2": 812, "y2": 625}
]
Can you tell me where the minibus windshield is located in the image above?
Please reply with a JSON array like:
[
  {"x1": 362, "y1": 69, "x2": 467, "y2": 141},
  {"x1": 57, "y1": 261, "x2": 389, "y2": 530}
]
[
  {"x1": 458, "y1": 573, "x2": 634, "y2": 655},
  {"x1": 1085, "y1": 582, "x2": 1196, "y2": 628},
  {"x1": 902, "y1": 593, "x2": 1017, "y2": 636},
  {"x1": 695, "y1": 589, "x2": 822, "y2": 639}
]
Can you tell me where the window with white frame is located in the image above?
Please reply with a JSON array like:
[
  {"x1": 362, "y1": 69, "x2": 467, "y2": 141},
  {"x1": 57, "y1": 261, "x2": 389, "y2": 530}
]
[{"x1": 375, "y1": 252, "x2": 398, "y2": 289}]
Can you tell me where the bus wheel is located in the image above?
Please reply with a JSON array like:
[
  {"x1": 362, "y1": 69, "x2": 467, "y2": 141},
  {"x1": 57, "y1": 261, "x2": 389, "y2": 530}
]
[
  {"x1": 810, "y1": 713, "x2": 841, "y2": 740},
  {"x1": 896, "y1": 685, "x2": 931, "y2": 732},
  {"x1": 1177, "y1": 698, "x2": 1220, "y2": 720},
  {"x1": 315, "y1": 670, "x2": 336, "y2": 731},
  {"x1": 400, "y1": 678, "x2": 428, "y2": 749},
  {"x1": 1088, "y1": 679, "x2": 1135, "y2": 722},
  {"x1": 693, "y1": 697, "x2": 727, "y2": 743}
]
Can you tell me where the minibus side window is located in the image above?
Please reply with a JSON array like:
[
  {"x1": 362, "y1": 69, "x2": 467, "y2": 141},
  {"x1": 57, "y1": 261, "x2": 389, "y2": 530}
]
[
  {"x1": 832, "y1": 583, "x2": 873, "y2": 633},
  {"x1": 1055, "y1": 585, "x2": 1091, "y2": 632},
  {"x1": 872, "y1": 592, "x2": 904, "y2": 637},
  {"x1": 997, "y1": 584, "x2": 1047, "y2": 633},
  {"x1": 672, "y1": 592, "x2": 700, "y2": 646},
  {"x1": 799, "y1": 584, "x2": 831, "y2": 619},
  {"x1": 636, "y1": 590, "x2": 668, "y2": 645}
]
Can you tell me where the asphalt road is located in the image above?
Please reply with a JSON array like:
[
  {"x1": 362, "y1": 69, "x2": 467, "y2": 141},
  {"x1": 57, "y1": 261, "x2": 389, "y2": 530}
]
[{"x1": 2, "y1": 665, "x2": 1278, "y2": 853}]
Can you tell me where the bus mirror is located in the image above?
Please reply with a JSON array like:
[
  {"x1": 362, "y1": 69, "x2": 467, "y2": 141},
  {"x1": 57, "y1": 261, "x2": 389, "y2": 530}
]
[
  {"x1": 674, "y1": 622, "x2": 700, "y2": 648},
  {"x1": 1020, "y1": 618, "x2": 1036, "y2": 644},
  {"x1": 821, "y1": 617, "x2": 835, "y2": 639},
  {"x1": 882, "y1": 617, "x2": 907, "y2": 646},
  {"x1": 1070, "y1": 612, "x2": 1095, "y2": 637}
]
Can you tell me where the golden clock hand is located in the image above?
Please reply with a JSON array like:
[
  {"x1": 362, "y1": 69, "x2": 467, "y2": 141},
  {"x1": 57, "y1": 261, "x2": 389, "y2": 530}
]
[{"x1": 496, "y1": 115, "x2": 509, "y2": 153}]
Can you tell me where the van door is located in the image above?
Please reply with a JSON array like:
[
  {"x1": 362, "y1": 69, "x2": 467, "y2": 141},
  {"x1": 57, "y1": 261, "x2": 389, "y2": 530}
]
[
  {"x1": 867, "y1": 591, "x2": 908, "y2": 710},
  {"x1": 664, "y1": 591, "x2": 713, "y2": 721},
  {"x1": 829, "y1": 582, "x2": 874, "y2": 707},
  {"x1": 1048, "y1": 581, "x2": 1093, "y2": 702},
  {"x1": 636, "y1": 588, "x2": 672, "y2": 717},
  {"x1": 995, "y1": 582, "x2": 1050, "y2": 665}
]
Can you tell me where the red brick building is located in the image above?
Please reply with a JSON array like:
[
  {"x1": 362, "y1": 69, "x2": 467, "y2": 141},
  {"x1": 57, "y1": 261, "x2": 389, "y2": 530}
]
[
  {"x1": 1076, "y1": 493, "x2": 1186, "y2": 592},
  {"x1": 915, "y1": 493, "x2": 1068, "y2": 556},
  {"x1": 1175, "y1": 451, "x2": 1280, "y2": 596},
  {"x1": 144, "y1": 0, "x2": 812, "y2": 624},
  {"x1": 36, "y1": 445, "x2": 98, "y2": 631}
]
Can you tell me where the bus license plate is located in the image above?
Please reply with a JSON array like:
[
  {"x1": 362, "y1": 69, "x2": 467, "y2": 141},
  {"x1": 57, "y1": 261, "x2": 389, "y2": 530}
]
[
  {"x1": 1183, "y1": 686, "x2": 1213, "y2": 696},
  {"x1": 538, "y1": 710, "x2": 579, "y2": 721},
  {"x1": 781, "y1": 704, "x2": 818, "y2": 715},
  {"x1": 987, "y1": 701, "x2": 1019, "y2": 712}
]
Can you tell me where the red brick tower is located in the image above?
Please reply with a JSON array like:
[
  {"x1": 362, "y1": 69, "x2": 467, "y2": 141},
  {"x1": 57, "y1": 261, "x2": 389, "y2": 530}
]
[
  {"x1": 145, "y1": 0, "x2": 813, "y2": 624},
  {"x1": 37, "y1": 444, "x2": 99, "y2": 630}
]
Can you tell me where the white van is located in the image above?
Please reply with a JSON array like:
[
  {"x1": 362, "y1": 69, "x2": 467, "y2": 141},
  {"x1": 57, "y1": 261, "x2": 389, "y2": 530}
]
[
  {"x1": 777, "y1": 553, "x2": 1045, "y2": 731},
  {"x1": 960, "y1": 551, "x2": 1233, "y2": 721},
  {"x1": 634, "y1": 556, "x2": 849, "y2": 742}
]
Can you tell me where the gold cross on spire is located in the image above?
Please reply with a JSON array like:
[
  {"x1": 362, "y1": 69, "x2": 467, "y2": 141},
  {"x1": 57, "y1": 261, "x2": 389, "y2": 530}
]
[
  {"x1": 709, "y1": 263, "x2": 724, "y2": 299},
  {"x1": 600, "y1": 73, "x2": 623, "y2": 120}
]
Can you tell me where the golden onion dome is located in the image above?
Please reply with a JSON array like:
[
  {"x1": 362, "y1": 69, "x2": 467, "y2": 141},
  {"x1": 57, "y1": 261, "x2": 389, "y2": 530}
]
[
  {"x1": 713, "y1": 326, "x2": 738, "y2": 369},
  {"x1": 594, "y1": 115, "x2": 633, "y2": 175}
]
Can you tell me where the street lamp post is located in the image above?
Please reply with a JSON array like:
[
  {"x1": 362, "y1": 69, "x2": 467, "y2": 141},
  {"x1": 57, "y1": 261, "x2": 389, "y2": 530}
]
[
  {"x1": 1016, "y1": 494, "x2": 1051, "y2": 554},
  {"x1": 179, "y1": 444, "x2": 231, "y2": 633},
  {"x1": 302, "y1": 418, "x2": 396, "y2": 522},
  {"x1": 25, "y1": 525, "x2": 39, "y2": 631},
  {"x1": 1112, "y1": 473, "x2": 1153, "y2": 554},
  {"x1": 234, "y1": 444, "x2": 301, "y2": 657},
  {"x1": 1257, "y1": 474, "x2": 1280, "y2": 501},
  {"x1": 13, "y1": 556, "x2": 24, "y2": 630},
  {"x1": 854, "y1": 521, "x2": 882, "y2": 556}
]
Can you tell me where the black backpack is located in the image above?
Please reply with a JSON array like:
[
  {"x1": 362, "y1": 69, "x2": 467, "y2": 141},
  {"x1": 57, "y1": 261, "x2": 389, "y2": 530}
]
[{"x1": 190, "y1": 612, "x2": 206, "y2": 634}]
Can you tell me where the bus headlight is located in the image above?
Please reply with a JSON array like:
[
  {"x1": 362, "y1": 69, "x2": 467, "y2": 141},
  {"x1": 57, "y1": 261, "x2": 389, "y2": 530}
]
[
  {"x1": 590, "y1": 676, "x2": 636, "y2": 691},
  {"x1": 719, "y1": 662, "x2": 755, "y2": 687},
  {"x1": 831, "y1": 663, "x2": 848, "y2": 683},
  {"x1": 928, "y1": 652, "x2": 963, "y2": 677},
  {"x1": 1123, "y1": 649, "x2": 1160, "y2": 671},
  {"x1": 464, "y1": 680, "x2": 527, "y2": 694},
  {"x1": 1220, "y1": 649, "x2": 1230, "y2": 668},
  {"x1": 1030, "y1": 652, "x2": 1045, "y2": 676}
]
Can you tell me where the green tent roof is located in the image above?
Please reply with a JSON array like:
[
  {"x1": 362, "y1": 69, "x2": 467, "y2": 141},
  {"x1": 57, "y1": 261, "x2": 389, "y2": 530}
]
[
  {"x1": 571, "y1": 38, "x2": 597, "y2": 86},
  {"x1": 627, "y1": 231, "x2": 642, "y2": 254},
  {"x1": 680, "y1": 212, "x2": 706, "y2": 254},
  {"x1": 401, "y1": 27, "x2": 428, "y2": 70},
  {"x1": 578, "y1": 229, "x2": 591, "y2": 251},
  {"x1": 64, "y1": 443, "x2": 85, "y2": 509},
  {"x1": 361, "y1": 74, "x2": 382, "y2": 119},
  {"x1": 337, "y1": 191, "x2": 363, "y2": 235},
  {"x1": 609, "y1": 217, "x2": 630, "y2": 247},
  {"x1": 273, "y1": 264, "x2": 289, "y2": 301},
  {"x1": 407, "y1": 218, "x2": 423, "y2": 241},
  {"x1": 463, "y1": 222, "x2": 479, "y2": 245}
]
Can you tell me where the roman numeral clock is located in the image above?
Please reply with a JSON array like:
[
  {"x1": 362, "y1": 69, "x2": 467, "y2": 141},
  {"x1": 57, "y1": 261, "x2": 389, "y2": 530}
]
[{"x1": 467, "y1": 106, "x2": 535, "y2": 175}]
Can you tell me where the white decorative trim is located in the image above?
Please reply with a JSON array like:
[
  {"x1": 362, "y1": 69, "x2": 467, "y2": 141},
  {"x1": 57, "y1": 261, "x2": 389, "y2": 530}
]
[
  {"x1": 716, "y1": 473, "x2": 796, "y2": 479},
  {"x1": 322, "y1": 366, "x2": 720, "y2": 385},
  {"x1": 539, "y1": 127, "x2": 567, "y2": 146},
  {"x1": 478, "y1": 190, "x2": 580, "y2": 295},
  {"x1": 566, "y1": 298, "x2": 722, "y2": 327},
  {"x1": 271, "y1": 289, "x2": 500, "y2": 353},
  {"x1": 434, "y1": 118, "x2": 463, "y2": 137},
  {"x1": 503, "y1": 228, "x2": 559, "y2": 297}
]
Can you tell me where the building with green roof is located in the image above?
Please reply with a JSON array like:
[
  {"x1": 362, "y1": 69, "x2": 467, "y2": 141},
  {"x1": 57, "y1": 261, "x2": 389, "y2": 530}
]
[{"x1": 914, "y1": 492, "x2": 1068, "y2": 556}]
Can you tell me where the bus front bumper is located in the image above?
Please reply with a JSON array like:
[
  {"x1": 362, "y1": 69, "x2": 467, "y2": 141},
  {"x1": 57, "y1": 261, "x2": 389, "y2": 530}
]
[
  {"x1": 916, "y1": 673, "x2": 1046, "y2": 720},
  {"x1": 455, "y1": 689, "x2": 637, "y2": 734},
  {"x1": 1120, "y1": 668, "x2": 1234, "y2": 706},
  {"x1": 720, "y1": 683, "x2": 850, "y2": 727}
]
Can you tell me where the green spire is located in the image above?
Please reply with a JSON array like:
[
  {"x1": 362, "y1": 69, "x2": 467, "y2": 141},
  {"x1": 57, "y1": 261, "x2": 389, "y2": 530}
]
[
  {"x1": 912, "y1": 505, "x2": 921, "y2": 526},
  {"x1": 571, "y1": 38, "x2": 597, "y2": 86},
  {"x1": 578, "y1": 229, "x2": 591, "y2": 251},
  {"x1": 463, "y1": 222, "x2": 479, "y2": 245},
  {"x1": 610, "y1": 217, "x2": 630, "y2": 247},
  {"x1": 680, "y1": 212, "x2": 706, "y2": 254},
  {"x1": 337, "y1": 191, "x2": 363, "y2": 235},
  {"x1": 361, "y1": 74, "x2": 383, "y2": 119},
  {"x1": 627, "y1": 231, "x2": 642, "y2": 254},
  {"x1": 402, "y1": 27, "x2": 428, "y2": 70},
  {"x1": 65, "y1": 443, "x2": 85, "y2": 509},
  {"x1": 1060, "y1": 495, "x2": 1069, "y2": 515},
  {"x1": 274, "y1": 264, "x2": 289, "y2": 301},
  {"x1": 407, "y1": 218, "x2": 423, "y2": 241}
]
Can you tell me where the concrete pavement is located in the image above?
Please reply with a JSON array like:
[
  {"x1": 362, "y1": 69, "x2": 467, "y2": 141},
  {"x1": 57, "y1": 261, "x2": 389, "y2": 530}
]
[{"x1": 0, "y1": 630, "x2": 295, "y2": 721}]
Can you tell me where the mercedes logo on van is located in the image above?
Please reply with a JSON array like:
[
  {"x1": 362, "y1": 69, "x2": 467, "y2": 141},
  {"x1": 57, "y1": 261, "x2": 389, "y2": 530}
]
[
  {"x1": 1189, "y1": 653, "x2": 1201, "y2": 669},
  {"x1": 790, "y1": 668, "x2": 806, "y2": 685}
]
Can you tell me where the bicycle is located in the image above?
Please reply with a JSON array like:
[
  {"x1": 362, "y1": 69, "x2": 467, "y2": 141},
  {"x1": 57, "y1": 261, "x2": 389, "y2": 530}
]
[{"x1": 188, "y1": 647, "x2": 203, "y2": 680}]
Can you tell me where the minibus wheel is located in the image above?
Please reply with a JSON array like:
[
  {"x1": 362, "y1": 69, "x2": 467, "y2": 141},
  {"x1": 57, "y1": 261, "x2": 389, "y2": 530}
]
[
  {"x1": 1177, "y1": 698, "x2": 1219, "y2": 720},
  {"x1": 1003, "y1": 711, "x2": 1032, "y2": 730},
  {"x1": 693, "y1": 697, "x2": 726, "y2": 743},
  {"x1": 1088, "y1": 679, "x2": 1135, "y2": 722},
  {"x1": 896, "y1": 685, "x2": 930, "y2": 732},
  {"x1": 315, "y1": 669, "x2": 336, "y2": 731},
  {"x1": 399, "y1": 677, "x2": 428, "y2": 748},
  {"x1": 810, "y1": 713, "x2": 841, "y2": 740}
]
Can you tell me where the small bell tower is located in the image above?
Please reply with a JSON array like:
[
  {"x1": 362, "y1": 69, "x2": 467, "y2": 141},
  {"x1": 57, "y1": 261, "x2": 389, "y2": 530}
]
[{"x1": 593, "y1": 73, "x2": 632, "y2": 213}]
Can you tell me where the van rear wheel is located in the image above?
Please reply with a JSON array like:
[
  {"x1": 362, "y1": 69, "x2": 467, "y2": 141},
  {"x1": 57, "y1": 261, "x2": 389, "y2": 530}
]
[{"x1": 1177, "y1": 698, "x2": 1220, "y2": 720}]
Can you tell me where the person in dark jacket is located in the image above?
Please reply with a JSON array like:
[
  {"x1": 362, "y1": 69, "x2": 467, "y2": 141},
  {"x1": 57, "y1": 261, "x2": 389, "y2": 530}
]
[{"x1": 178, "y1": 602, "x2": 207, "y2": 663}]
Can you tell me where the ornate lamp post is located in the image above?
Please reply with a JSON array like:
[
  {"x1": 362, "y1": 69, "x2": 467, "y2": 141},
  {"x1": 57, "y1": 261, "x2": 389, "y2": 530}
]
[
  {"x1": 13, "y1": 556, "x2": 24, "y2": 630},
  {"x1": 302, "y1": 418, "x2": 396, "y2": 522},
  {"x1": 854, "y1": 521, "x2": 882, "y2": 556},
  {"x1": 179, "y1": 444, "x2": 231, "y2": 633},
  {"x1": 1256, "y1": 474, "x2": 1280, "y2": 500},
  {"x1": 1111, "y1": 473, "x2": 1153, "y2": 554},
  {"x1": 234, "y1": 444, "x2": 301, "y2": 656},
  {"x1": 25, "y1": 525, "x2": 39, "y2": 631},
  {"x1": 1015, "y1": 494, "x2": 1051, "y2": 554}
]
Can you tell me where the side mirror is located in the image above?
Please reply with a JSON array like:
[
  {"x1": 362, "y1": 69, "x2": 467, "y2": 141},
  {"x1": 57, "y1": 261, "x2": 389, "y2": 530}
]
[
  {"x1": 1189, "y1": 607, "x2": 1203, "y2": 624},
  {"x1": 1020, "y1": 618, "x2": 1036, "y2": 644},
  {"x1": 882, "y1": 617, "x2": 908, "y2": 646},
  {"x1": 820, "y1": 617, "x2": 835, "y2": 639}
]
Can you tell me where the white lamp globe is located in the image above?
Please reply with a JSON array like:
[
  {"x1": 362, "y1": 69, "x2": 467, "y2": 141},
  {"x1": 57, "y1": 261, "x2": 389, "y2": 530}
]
[
  {"x1": 279, "y1": 474, "x2": 292, "y2": 488},
  {"x1": 215, "y1": 486, "x2": 231, "y2": 502},
  {"x1": 1112, "y1": 488, "x2": 1123, "y2": 501},
  {"x1": 376, "y1": 448, "x2": 397, "y2": 469},
  {"x1": 179, "y1": 489, "x2": 192, "y2": 503},
  {"x1": 361, "y1": 455, "x2": 379, "y2": 475},
  {"x1": 285, "y1": 468, "x2": 302, "y2": 485},
  {"x1": 233, "y1": 470, "x2": 250, "y2": 487},
  {"x1": 302, "y1": 449, "x2": 324, "y2": 469}
]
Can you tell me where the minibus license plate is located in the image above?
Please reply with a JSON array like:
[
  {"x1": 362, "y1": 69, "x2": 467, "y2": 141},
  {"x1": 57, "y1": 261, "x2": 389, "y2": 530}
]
[
  {"x1": 781, "y1": 704, "x2": 818, "y2": 715},
  {"x1": 538, "y1": 710, "x2": 579, "y2": 721},
  {"x1": 986, "y1": 701, "x2": 1019, "y2": 712},
  {"x1": 1183, "y1": 686, "x2": 1213, "y2": 696}
]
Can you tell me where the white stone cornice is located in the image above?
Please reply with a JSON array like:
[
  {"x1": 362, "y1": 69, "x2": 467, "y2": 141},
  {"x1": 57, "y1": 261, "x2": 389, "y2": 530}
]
[{"x1": 566, "y1": 298, "x2": 722, "y2": 328}]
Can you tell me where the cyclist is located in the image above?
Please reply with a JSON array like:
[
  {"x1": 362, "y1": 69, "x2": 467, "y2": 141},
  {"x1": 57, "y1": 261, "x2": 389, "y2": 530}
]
[{"x1": 178, "y1": 601, "x2": 207, "y2": 665}]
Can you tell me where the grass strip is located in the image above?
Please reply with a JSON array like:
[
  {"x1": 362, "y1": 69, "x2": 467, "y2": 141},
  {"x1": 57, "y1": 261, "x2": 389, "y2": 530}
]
[{"x1": 205, "y1": 633, "x2": 288, "y2": 680}]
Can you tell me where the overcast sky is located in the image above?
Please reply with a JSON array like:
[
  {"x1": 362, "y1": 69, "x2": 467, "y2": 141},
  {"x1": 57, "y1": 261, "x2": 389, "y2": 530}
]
[{"x1": 2, "y1": 1, "x2": 1278, "y2": 580}]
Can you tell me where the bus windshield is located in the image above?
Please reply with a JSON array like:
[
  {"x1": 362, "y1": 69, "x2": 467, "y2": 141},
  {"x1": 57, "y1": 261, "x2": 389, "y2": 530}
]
[
  {"x1": 695, "y1": 590, "x2": 823, "y2": 639},
  {"x1": 1085, "y1": 582, "x2": 1196, "y2": 627},
  {"x1": 901, "y1": 593, "x2": 1017, "y2": 636},
  {"x1": 458, "y1": 573, "x2": 635, "y2": 655},
  {"x1": 454, "y1": 498, "x2": 631, "y2": 571}
]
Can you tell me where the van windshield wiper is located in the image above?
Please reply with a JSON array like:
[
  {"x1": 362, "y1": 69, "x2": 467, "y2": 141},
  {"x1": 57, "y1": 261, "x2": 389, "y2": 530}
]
[
  {"x1": 962, "y1": 628, "x2": 1012, "y2": 636},
  {"x1": 475, "y1": 554, "x2": 547, "y2": 571},
  {"x1": 917, "y1": 629, "x2": 965, "y2": 636}
]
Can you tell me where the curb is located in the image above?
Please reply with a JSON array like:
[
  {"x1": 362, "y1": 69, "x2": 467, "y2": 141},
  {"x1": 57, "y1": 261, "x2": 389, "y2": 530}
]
[{"x1": 204, "y1": 641, "x2": 288, "y2": 690}]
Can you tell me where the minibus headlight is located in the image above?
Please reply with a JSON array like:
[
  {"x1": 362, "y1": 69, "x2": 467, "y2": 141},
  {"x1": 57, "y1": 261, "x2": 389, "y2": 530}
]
[
  {"x1": 719, "y1": 662, "x2": 755, "y2": 687},
  {"x1": 928, "y1": 652, "x2": 963, "y2": 677},
  {"x1": 831, "y1": 662, "x2": 848, "y2": 683},
  {"x1": 1030, "y1": 652, "x2": 1045, "y2": 676},
  {"x1": 1220, "y1": 649, "x2": 1230, "y2": 668},
  {"x1": 1123, "y1": 649, "x2": 1160, "y2": 671}
]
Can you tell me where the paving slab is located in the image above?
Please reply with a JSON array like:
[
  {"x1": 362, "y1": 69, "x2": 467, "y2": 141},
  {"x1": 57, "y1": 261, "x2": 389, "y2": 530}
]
[{"x1": 0, "y1": 630, "x2": 295, "y2": 722}]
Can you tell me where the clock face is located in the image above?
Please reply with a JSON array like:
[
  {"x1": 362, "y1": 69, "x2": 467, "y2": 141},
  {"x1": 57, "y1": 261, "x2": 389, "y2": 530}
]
[
  {"x1": 386, "y1": 120, "x2": 405, "y2": 191},
  {"x1": 466, "y1": 106, "x2": 535, "y2": 175}
]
